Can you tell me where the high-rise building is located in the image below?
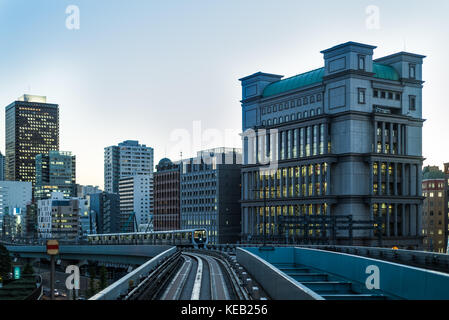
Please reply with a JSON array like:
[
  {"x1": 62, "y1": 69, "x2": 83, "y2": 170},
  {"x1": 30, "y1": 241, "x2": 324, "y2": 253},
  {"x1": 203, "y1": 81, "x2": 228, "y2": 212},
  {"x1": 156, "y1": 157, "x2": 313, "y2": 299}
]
[
  {"x1": 443, "y1": 163, "x2": 449, "y2": 253},
  {"x1": 0, "y1": 181, "x2": 32, "y2": 239},
  {"x1": 5, "y1": 95, "x2": 59, "y2": 183},
  {"x1": 239, "y1": 42, "x2": 425, "y2": 249},
  {"x1": 89, "y1": 192, "x2": 120, "y2": 234},
  {"x1": 180, "y1": 148, "x2": 242, "y2": 244},
  {"x1": 118, "y1": 174, "x2": 153, "y2": 230},
  {"x1": 421, "y1": 166, "x2": 445, "y2": 253},
  {"x1": 154, "y1": 158, "x2": 181, "y2": 231},
  {"x1": 34, "y1": 151, "x2": 76, "y2": 200},
  {"x1": 104, "y1": 140, "x2": 154, "y2": 194},
  {"x1": 0, "y1": 152, "x2": 5, "y2": 181},
  {"x1": 37, "y1": 192, "x2": 80, "y2": 240}
]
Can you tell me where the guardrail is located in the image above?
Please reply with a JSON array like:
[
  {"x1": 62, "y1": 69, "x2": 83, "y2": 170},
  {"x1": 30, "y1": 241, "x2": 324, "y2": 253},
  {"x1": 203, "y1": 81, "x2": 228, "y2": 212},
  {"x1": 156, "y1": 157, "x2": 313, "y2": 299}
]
[
  {"x1": 90, "y1": 247, "x2": 177, "y2": 300},
  {"x1": 236, "y1": 247, "x2": 324, "y2": 300},
  {"x1": 297, "y1": 245, "x2": 449, "y2": 273}
]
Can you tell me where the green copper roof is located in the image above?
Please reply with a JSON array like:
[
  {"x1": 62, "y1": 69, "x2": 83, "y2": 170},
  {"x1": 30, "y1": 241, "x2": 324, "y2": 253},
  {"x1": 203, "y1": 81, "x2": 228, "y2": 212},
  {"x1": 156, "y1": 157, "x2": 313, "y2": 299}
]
[
  {"x1": 372, "y1": 63, "x2": 400, "y2": 81},
  {"x1": 262, "y1": 63, "x2": 400, "y2": 98},
  {"x1": 262, "y1": 67, "x2": 324, "y2": 98},
  {"x1": 422, "y1": 166, "x2": 445, "y2": 180}
]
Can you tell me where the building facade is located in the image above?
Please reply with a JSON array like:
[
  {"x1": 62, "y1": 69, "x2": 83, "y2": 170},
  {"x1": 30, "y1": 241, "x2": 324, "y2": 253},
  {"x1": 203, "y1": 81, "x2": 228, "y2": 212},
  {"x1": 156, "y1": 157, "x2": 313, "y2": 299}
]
[
  {"x1": 180, "y1": 148, "x2": 242, "y2": 244},
  {"x1": 76, "y1": 185, "x2": 101, "y2": 198},
  {"x1": 240, "y1": 42, "x2": 425, "y2": 248},
  {"x1": 89, "y1": 192, "x2": 120, "y2": 234},
  {"x1": 421, "y1": 166, "x2": 446, "y2": 252},
  {"x1": 0, "y1": 181, "x2": 32, "y2": 239},
  {"x1": 37, "y1": 192, "x2": 81, "y2": 240},
  {"x1": 104, "y1": 140, "x2": 154, "y2": 194},
  {"x1": 118, "y1": 174, "x2": 153, "y2": 231},
  {"x1": 443, "y1": 163, "x2": 449, "y2": 253},
  {"x1": 154, "y1": 158, "x2": 180, "y2": 231},
  {"x1": 5, "y1": 95, "x2": 59, "y2": 183},
  {"x1": 0, "y1": 152, "x2": 5, "y2": 181},
  {"x1": 35, "y1": 151, "x2": 76, "y2": 200}
]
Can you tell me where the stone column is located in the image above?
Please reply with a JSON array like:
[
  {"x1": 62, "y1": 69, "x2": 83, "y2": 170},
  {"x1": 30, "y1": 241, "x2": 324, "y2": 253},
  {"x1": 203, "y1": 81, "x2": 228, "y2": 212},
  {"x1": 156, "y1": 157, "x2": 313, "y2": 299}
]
[
  {"x1": 369, "y1": 161, "x2": 374, "y2": 196},
  {"x1": 402, "y1": 204, "x2": 406, "y2": 236},
  {"x1": 394, "y1": 203, "x2": 398, "y2": 237},
  {"x1": 326, "y1": 163, "x2": 331, "y2": 196},
  {"x1": 386, "y1": 162, "x2": 390, "y2": 195},
  {"x1": 374, "y1": 120, "x2": 378, "y2": 153},
  {"x1": 386, "y1": 204, "x2": 391, "y2": 237},
  {"x1": 377, "y1": 161, "x2": 382, "y2": 195},
  {"x1": 398, "y1": 124, "x2": 402, "y2": 155},
  {"x1": 389, "y1": 122, "x2": 393, "y2": 154},
  {"x1": 394, "y1": 163, "x2": 398, "y2": 196},
  {"x1": 381, "y1": 122, "x2": 386, "y2": 154},
  {"x1": 298, "y1": 165, "x2": 302, "y2": 197}
]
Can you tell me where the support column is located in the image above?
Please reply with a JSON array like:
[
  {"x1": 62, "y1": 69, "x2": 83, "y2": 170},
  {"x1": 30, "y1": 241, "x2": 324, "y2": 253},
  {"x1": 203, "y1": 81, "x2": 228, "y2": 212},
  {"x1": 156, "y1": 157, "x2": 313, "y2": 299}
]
[
  {"x1": 319, "y1": 163, "x2": 323, "y2": 195},
  {"x1": 369, "y1": 161, "x2": 374, "y2": 196},
  {"x1": 394, "y1": 203, "x2": 398, "y2": 237},
  {"x1": 386, "y1": 204, "x2": 391, "y2": 237},
  {"x1": 417, "y1": 203, "x2": 422, "y2": 238},
  {"x1": 402, "y1": 204, "x2": 406, "y2": 236},
  {"x1": 374, "y1": 120, "x2": 378, "y2": 153},
  {"x1": 381, "y1": 122, "x2": 386, "y2": 154},
  {"x1": 386, "y1": 162, "x2": 390, "y2": 195},
  {"x1": 312, "y1": 165, "x2": 316, "y2": 196},
  {"x1": 369, "y1": 203, "x2": 374, "y2": 238},
  {"x1": 398, "y1": 124, "x2": 402, "y2": 155},
  {"x1": 298, "y1": 165, "x2": 302, "y2": 197},
  {"x1": 394, "y1": 163, "x2": 398, "y2": 196},
  {"x1": 326, "y1": 163, "x2": 331, "y2": 196},
  {"x1": 401, "y1": 164, "x2": 406, "y2": 196},
  {"x1": 377, "y1": 161, "x2": 382, "y2": 195},
  {"x1": 389, "y1": 122, "x2": 393, "y2": 154},
  {"x1": 305, "y1": 165, "x2": 309, "y2": 197},
  {"x1": 417, "y1": 164, "x2": 422, "y2": 196}
]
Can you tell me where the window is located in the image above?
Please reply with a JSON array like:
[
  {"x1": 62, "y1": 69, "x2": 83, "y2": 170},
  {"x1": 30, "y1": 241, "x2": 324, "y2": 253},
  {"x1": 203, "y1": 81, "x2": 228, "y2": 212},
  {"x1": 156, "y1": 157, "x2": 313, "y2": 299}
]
[
  {"x1": 297, "y1": 99, "x2": 302, "y2": 106},
  {"x1": 273, "y1": 105, "x2": 277, "y2": 112},
  {"x1": 358, "y1": 55, "x2": 366, "y2": 70},
  {"x1": 285, "y1": 115, "x2": 289, "y2": 122},
  {"x1": 279, "y1": 117, "x2": 283, "y2": 123},
  {"x1": 310, "y1": 95, "x2": 315, "y2": 103},
  {"x1": 381, "y1": 91, "x2": 386, "y2": 99},
  {"x1": 291, "y1": 100, "x2": 296, "y2": 107},
  {"x1": 273, "y1": 118, "x2": 277, "y2": 124},
  {"x1": 279, "y1": 103, "x2": 283, "y2": 111},
  {"x1": 304, "y1": 111, "x2": 308, "y2": 118},
  {"x1": 303, "y1": 97, "x2": 308, "y2": 105},
  {"x1": 358, "y1": 88, "x2": 366, "y2": 104},
  {"x1": 373, "y1": 90, "x2": 378, "y2": 98},
  {"x1": 395, "y1": 93, "x2": 401, "y2": 101},
  {"x1": 267, "y1": 119, "x2": 271, "y2": 125},
  {"x1": 388, "y1": 92, "x2": 393, "y2": 100},
  {"x1": 409, "y1": 96, "x2": 416, "y2": 111},
  {"x1": 317, "y1": 94, "x2": 321, "y2": 102},
  {"x1": 262, "y1": 120, "x2": 266, "y2": 126},
  {"x1": 310, "y1": 109, "x2": 315, "y2": 116},
  {"x1": 409, "y1": 64, "x2": 416, "y2": 79},
  {"x1": 297, "y1": 112, "x2": 302, "y2": 119},
  {"x1": 291, "y1": 113, "x2": 296, "y2": 120},
  {"x1": 285, "y1": 102, "x2": 289, "y2": 109},
  {"x1": 267, "y1": 106, "x2": 271, "y2": 113},
  {"x1": 317, "y1": 108, "x2": 321, "y2": 115}
]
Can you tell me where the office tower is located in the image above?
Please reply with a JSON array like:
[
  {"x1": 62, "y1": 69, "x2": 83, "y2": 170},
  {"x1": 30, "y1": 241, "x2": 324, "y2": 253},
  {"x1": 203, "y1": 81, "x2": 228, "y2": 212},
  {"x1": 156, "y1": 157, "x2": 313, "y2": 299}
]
[
  {"x1": 34, "y1": 151, "x2": 76, "y2": 200},
  {"x1": 180, "y1": 148, "x2": 242, "y2": 244},
  {"x1": 89, "y1": 192, "x2": 120, "y2": 234},
  {"x1": 5, "y1": 94, "x2": 59, "y2": 183},
  {"x1": 0, "y1": 181, "x2": 32, "y2": 239},
  {"x1": 240, "y1": 42, "x2": 425, "y2": 248},
  {"x1": 104, "y1": 140, "x2": 154, "y2": 194},
  {"x1": 0, "y1": 152, "x2": 5, "y2": 181},
  {"x1": 154, "y1": 158, "x2": 181, "y2": 231},
  {"x1": 421, "y1": 166, "x2": 445, "y2": 252},
  {"x1": 37, "y1": 192, "x2": 80, "y2": 240},
  {"x1": 118, "y1": 174, "x2": 153, "y2": 231},
  {"x1": 76, "y1": 185, "x2": 101, "y2": 198}
]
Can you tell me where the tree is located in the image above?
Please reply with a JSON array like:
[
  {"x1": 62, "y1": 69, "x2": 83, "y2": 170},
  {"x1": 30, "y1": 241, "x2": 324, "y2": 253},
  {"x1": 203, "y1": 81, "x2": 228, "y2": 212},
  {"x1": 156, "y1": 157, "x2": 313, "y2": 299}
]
[
  {"x1": 0, "y1": 244, "x2": 11, "y2": 281},
  {"x1": 98, "y1": 266, "x2": 108, "y2": 291}
]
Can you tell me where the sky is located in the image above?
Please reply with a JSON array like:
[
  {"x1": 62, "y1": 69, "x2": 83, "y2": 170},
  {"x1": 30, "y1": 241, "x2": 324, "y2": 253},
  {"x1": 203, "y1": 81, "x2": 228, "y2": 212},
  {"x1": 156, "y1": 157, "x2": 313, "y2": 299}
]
[{"x1": 0, "y1": 0, "x2": 448, "y2": 189}]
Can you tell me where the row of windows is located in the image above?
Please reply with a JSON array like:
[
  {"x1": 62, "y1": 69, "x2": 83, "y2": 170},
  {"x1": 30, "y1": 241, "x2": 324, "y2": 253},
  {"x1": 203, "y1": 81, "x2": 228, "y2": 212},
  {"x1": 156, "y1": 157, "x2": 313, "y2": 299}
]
[
  {"x1": 261, "y1": 94, "x2": 322, "y2": 115},
  {"x1": 262, "y1": 108, "x2": 323, "y2": 126}
]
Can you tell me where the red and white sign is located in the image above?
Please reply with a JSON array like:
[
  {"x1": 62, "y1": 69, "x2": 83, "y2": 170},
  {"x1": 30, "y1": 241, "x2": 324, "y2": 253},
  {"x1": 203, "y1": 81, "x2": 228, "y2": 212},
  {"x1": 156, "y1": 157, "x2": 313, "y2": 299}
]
[{"x1": 46, "y1": 240, "x2": 59, "y2": 255}]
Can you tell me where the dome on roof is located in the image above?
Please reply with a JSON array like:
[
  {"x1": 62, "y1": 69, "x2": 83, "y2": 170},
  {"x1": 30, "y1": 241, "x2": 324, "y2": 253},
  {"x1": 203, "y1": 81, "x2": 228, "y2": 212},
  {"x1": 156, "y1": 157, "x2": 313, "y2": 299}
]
[
  {"x1": 158, "y1": 158, "x2": 172, "y2": 167},
  {"x1": 422, "y1": 166, "x2": 445, "y2": 180}
]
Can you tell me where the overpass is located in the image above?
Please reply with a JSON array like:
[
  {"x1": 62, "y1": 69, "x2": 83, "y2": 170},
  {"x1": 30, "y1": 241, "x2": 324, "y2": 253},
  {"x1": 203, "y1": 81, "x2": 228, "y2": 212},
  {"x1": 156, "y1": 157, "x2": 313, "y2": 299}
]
[
  {"x1": 3, "y1": 242, "x2": 449, "y2": 300},
  {"x1": 3, "y1": 243, "x2": 173, "y2": 265}
]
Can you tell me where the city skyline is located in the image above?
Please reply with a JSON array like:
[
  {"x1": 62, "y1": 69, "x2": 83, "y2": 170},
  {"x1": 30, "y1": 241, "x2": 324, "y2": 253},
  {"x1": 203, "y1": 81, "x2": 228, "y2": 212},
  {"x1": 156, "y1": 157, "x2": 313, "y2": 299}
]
[{"x1": 1, "y1": 0, "x2": 449, "y2": 189}]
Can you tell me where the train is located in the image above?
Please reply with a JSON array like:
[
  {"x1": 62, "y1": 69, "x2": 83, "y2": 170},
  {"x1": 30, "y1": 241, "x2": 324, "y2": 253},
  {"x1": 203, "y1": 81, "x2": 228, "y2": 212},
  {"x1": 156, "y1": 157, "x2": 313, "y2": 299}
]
[{"x1": 87, "y1": 228, "x2": 208, "y2": 248}]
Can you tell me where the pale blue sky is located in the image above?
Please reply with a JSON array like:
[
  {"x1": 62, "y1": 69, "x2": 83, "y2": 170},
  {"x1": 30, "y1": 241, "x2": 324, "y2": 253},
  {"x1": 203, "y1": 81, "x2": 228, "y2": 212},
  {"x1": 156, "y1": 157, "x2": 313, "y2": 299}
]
[{"x1": 0, "y1": 0, "x2": 448, "y2": 189}]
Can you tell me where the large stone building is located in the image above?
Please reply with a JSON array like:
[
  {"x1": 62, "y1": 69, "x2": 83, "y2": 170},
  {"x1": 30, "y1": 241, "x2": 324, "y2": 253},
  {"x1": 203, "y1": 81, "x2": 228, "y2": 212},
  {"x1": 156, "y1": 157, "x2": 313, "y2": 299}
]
[
  {"x1": 443, "y1": 163, "x2": 449, "y2": 252},
  {"x1": 5, "y1": 95, "x2": 59, "y2": 183},
  {"x1": 154, "y1": 158, "x2": 181, "y2": 231},
  {"x1": 239, "y1": 42, "x2": 425, "y2": 248},
  {"x1": 421, "y1": 166, "x2": 445, "y2": 252},
  {"x1": 180, "y1": 148, "x2": 242, "y2": 244},
  {"x1": 104, "y1": 140, "x2": 154, "y2": 194}
]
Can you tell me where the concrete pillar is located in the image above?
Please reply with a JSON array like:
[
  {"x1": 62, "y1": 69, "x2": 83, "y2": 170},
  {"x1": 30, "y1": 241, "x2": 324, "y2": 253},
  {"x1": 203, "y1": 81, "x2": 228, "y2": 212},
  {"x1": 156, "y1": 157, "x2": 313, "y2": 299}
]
[
  {"x1": 398, "y1": 124, "x2": 402, "y2": 155},
  {"x1": 374, "y1": 120, "x2": 378, "y2": 153},
  {"x1": 417, "y1": 203, "x2": 422, "y2": 237},
  {"x1": 298, "y1": 165, "x2": 302, "y2": 197},
  {"x1": 326, "y1": 163, "x2": 331, "y2": 196},
  {"x1": 386, "y1": 204, "x2": 391, "y2": 237},
  {"x1": 369, "y1": 161, "x2": 373, "y2": 196},
  {"x1": 319, "y1": 163, "x2": 323, "y2": 195},
  {"x1": 389, "y1": 122, "x2": 393, "y2": 154},
  {"x1": 402, "y1": 204, "x2": 406, "y2": 236},
  {"x1": 386, "y1": 162, "x2": 390, "y2": 195},
  {"x1": 381, "y1": 122, "x2": 386, "y2": 154},
  {"x1": 377, "y1": 161, "x2": 382, "y2": 195},
  {"x1": 312, "y1": 165, "x2": 316, "y2": 196},
  {"x1": 369, "y1": 203, "x2": 374, "y2": 238},
  {"x1": 394, "y1": 163, "x2": 398, "y2": 196},
  {"x1": 394, "y1": 203, "x2": 398, "y2": 237},
  {"x1": 305, "y1": 165, "x2": 309, "y2": 197},
  {"x1": 401, "y1": 164, "x2": 406, "y2": 196}
]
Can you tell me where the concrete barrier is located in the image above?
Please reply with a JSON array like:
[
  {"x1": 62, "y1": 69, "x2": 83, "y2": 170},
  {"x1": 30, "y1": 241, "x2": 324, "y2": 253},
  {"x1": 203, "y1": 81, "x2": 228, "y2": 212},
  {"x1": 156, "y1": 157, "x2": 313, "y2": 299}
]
[
  {"x1": 236, "y1": 247, "x2": 323, "y2": 300},
  {"x1": 90, "y1": 247, "x2": 177, "y2": 300}
]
